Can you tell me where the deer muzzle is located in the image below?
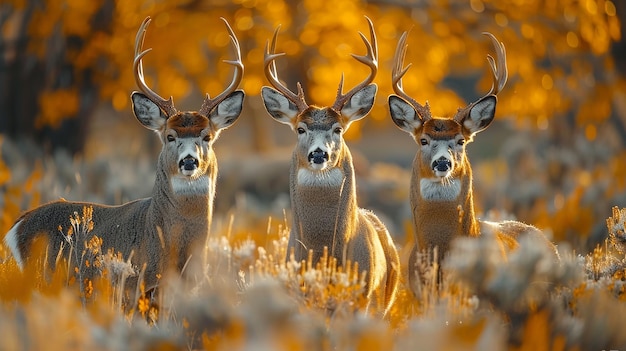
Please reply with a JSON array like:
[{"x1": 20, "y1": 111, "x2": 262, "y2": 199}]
[
  {"x1": 308, "y1": 148, "x2": 329, "y2": 165},
  {"x1": 432, "y1": 156, "x2": 452, "y2": 176},
  {"x1": 179, "y1": 155, "x2": 199, "y2": 176}
]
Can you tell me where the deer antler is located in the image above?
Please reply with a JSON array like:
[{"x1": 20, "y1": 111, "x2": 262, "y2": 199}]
[
  {"x1": 481, "y1": 32, "x2": 508, "y2": 97},
  {"x1": 331, "y1": 16, "x2": 378, "y2": 112},
  {"x1": 453, "y1": 32, "x2": 508, "y2": 123},
  {"x1": 391, "y1": 31, "x2": 432, "y2": 121},
  {"x1": 199, "y1": 18, "x2": 244, "y2": 116},
  {"x1": 133, "y1": 17, "x2": 177, "y2": 117},
  {"x1": 263, "y1": 26, "x2": 309, "y2": 112}
]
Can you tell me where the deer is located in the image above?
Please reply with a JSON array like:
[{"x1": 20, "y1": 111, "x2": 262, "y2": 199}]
[
  {"x1": 3, "y1": 16, "x2": 244, "y2": 292},
  {"x1": 387, "y1": 31, "x2": 559, "y2": 296},
  {"x1": 260, "y1": 17, "x2": 400, "y2": 315}
]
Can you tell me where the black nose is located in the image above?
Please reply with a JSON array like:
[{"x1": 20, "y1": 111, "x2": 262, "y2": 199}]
[
  {"x1": 179, "y1": 155, "x2": 199, "y2": 171},
  {"x1": 432, "y1": 157, "x2": 451, "y2": 172},
  {"x1": 308, "y1": 148, "x2": 329, "y2": 164}
]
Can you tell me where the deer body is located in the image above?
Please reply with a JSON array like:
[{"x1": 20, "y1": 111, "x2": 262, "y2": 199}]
[
  {"x1": 410, "y1": 160, "x2": 479, "y2": 256},
  {"x1": 285, "y1": 108, "x2": 390, "y2": 291},
  {"x1": 3, "y1": 17, "x2": 244, "y2": 290},
  {"x1": 261, "y1": 19, "x2": 399, "y2": 314},
  {"x1": 388, "y1": 32, "x2": 558, "y2": 295}
]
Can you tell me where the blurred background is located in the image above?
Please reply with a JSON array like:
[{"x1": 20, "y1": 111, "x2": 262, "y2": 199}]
[{"x1": 0, "y1": 0, "x2": 624, "y2": 253}]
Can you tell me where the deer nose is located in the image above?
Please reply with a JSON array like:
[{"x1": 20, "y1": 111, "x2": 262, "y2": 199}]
[
  {"x1": 179, "y1": 155, "x2": 199, "y2": 171},
  {"x1": 432, "y1": 157, "x2": 451, "y2": 172},
  {"x1": 308, "y1": 148, "x2": 329, "y2": 164}
]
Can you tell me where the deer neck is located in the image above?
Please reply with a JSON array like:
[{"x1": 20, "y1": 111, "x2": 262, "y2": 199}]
[
  {"x1": 139, "y1": 152, "x2": 217, "y2": 271},
  {"x1": 411, "y1": 155, "x2": 480, "y2": 254},
  {"x1": 152, "y1": 154, "x2": 216, "y2": 222},
  {"x1": 290, "y1": 146, "x2": 358, "y2": 258}
]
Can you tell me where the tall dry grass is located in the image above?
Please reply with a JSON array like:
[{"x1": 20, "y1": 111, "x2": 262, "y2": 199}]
[
  {"x1": 2, "y1": 202, "x2": 626, "y2": 350},
  {"x1": 2, "y1": 138, "x2": 626, "y2": 350}
]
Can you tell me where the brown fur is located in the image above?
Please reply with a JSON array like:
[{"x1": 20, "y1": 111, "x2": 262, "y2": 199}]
[
  {"x1": 261, "y1": 18, "x2": 399, "y2": 314},
  {"x1": 389, "y1": 32, "x2": 559, "y2": 296},
  {"x1": 262, "y1": 88, "x2": 400, "y2": 316},
  {"x1": 4, "y1": 91, "x2": 244, "y2": 291},
  {"x1": 391, "y1": 100, "x2": 560, "y2": 297}
]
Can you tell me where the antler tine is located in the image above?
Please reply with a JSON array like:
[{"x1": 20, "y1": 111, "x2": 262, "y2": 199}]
[
  {"x1": 331, "y1": 16, "x2": 379, "y2": 112},
  {"x1": 391, "y1": 31, "x2": 431, "y2": 121},
  {"x1": 454, "y1": 32, "x2": 508, "y2": 123},
  {"x1": 199, "y1": 18, "x2": 245, "y2": 116},
  {"x1": 133, "y1": 17, "x2": 177, "y2": 116},
  {"x1": 267, "y1": 26, "x2": 281, "y2": 85},
  {"x1": 263, "y1": 26, "x2": 309, "y2": 112},
  {"x1": 482, "y1": 32, "x2": 508, "y2": 97}
]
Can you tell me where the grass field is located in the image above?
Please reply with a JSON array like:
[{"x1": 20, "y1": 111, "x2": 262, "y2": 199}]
[{"x1": 1, "y1": 123, "x2": 626, "y2": 350}]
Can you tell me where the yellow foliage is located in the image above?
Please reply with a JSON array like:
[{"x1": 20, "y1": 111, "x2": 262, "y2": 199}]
[
  {"x1": 511, "y1": 309, "x2": 562, "y2": 351},
  {"x1": 0, "y1": 137, "x2": 10, "y2": 187},
  {"x1": 9, "y1": 0, "x2": 620, "y2": 139},
  {"x1": 36, "y1": 89, "x2": 79, "y2": 128},
  {"x1": 534, "y1": 186, "x2": 595, "y2": 242},
  {"x1": 62, "y1": 0, "x2": 102, "y2": 37}
]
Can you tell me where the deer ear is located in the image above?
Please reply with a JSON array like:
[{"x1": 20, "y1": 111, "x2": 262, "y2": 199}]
[
  {"x1": 340, "y1": 84, "x2": 377, "y2": 124},
  {"x1": 131, "y1": 92, "x2": 168, "y2": 131},
  {"x1": 388, "y1": 95, "x2": 422, "y2": 133},
  {"x1": 209, "y1": 90, "x2": 244, "y2": 130},
  {"x1": 464, "y1": 95, "x2": 496, "y2": 134},
  {"x1": 261, "y1": 86, "x2": 299, "y2": 125}
]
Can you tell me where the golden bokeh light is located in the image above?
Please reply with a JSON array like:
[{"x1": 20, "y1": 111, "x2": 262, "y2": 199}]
[
  {"x1": 470, "y1": 0, "x2": 485, "y2": 13},
  {"x1": 584, "y1": 0, "x2": 598, "y2": 15},
  {"x1": 521, "y1": 23, "x2": 535, "y2": 39},
  {"x1": 566, "y1": 31, "x2": 579, "y2": 48},
  {"x1": 3, "y1": 0, "x2": 622, "y2": 151},
  {"x1": 300, "y1": 29, "x2": 319, "y2": 46},
  {"x1": 243, "y1": 74, "x2": 263, "y2": 95},
  {"x1": 541, "y1": 74, "x2": 553, "y2": 90},
  {"x1": 585, "y1": 124, "x2": 597, "y2": 141},
  {"x1": 112, "y1": 90, "x2": 128, "y2": 112},
  {"x1": 235, "y1": 11, "x2": 254, "y2": 31},
  {"x1": 605, "y1": 0, "x2": 616, "y2": 16},
  {"x1": 495, "y1": 13, "x2": 509, "y2": 27}
]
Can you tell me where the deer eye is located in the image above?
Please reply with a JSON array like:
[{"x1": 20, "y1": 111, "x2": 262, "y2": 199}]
[
  {"x1": 334, "y1": 127, "x2": 343, "y2": 134},
  {"x1": 297, "y1": 127, "x2": 306, "y2": 135},
  {"x1": 203, "y1": 135, "x2": 211, "y2": 142},
  {"x1": 457, "y1": 138, "x2": 465, "y2": 146},
  {"x1": 167, "y1": 134, "x2": 176, "y2": 142},
  {"x1": 420, "y1": 138, "x2": 429, "y2": 146}
]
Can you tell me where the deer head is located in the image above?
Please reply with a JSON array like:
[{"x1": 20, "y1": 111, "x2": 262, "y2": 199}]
[
  {"x1": 261, "y1": 17, "x2": 378, "y2": 177},
  {"x1": 130, "y1": 17, "x2": 244, "y2": 188},
  {"x1": 388, "y1": 32, "x2": 507, "y2": 183}
]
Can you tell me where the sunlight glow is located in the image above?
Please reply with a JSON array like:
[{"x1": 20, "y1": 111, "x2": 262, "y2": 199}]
[
  {"x1": 470, "y1": 0, "x2": 485, "y2": 13},
  {"x1": 585, "y1": 124, "x2": 597, "y2": 141},
  {"x1": 536, "y1": 115, "x2": 549, "y2": 130},
  {"x1": 605, "y1": 1, "x2": 616, "y2": 16},
  {"x1": 495, "y1": 13, "x2": 508, "y2": 27},
  {"x1": 235, "y1": 14, "x2": 254, "y2": 31},
  {"x1": 584, "y1": 0, "x2": 598, "y2": 15},
  {"x1": 541, "y1": 74, "x2": 553, "y2": 90},
  {"x1": 300, "y1": 29, "x2": 319, "y2": 46},
  {"x1": 566, "y1": 31, "x2": 579, "y2": 48},
  {"x1": 112, "y1": 90, "x2": 128, "y2": 111},
  {"x1": 521, "y1": 24, "x2": 535, "y2": 39}
]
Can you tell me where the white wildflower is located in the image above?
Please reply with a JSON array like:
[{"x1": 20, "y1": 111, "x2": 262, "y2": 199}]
[
  {"x1": 100, "y1": 252, "x2": 136, "y2": 280},
  {"x1": 332, "y1": 272, "x2": 350, "y2": 287},
  {"x1": 303, "y1": 268, "x2": 319, "y2": 286},
  {"x1": 233, "y1": 239, "x2": 256, "y2": 262}
]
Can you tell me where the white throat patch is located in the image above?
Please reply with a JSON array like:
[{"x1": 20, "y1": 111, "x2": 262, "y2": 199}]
[
  {"x1": 297, "y1": 168, "x2": 344, "y2": 188},
  {"x1": 171, "y1": 175, "x2": 211, "y2": 195},
  {"x1": 420, "y1": 178, "x2": 461, "y2": 201}
]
